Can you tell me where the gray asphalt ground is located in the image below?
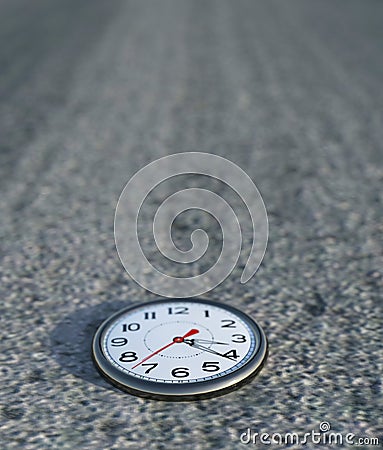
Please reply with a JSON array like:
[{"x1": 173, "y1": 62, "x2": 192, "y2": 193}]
[{"x1": 1, "y1": 1, "x2": 383, "y2": 449}]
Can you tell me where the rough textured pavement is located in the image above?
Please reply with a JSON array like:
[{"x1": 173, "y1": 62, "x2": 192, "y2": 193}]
[{"x1": 1, "y1": 1, "x2": 383, "y2": 449}]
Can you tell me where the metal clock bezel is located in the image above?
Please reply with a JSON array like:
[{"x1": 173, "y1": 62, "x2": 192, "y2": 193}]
[{"x1": 92, "y1": 298, "x2": 268, "y2": 400}]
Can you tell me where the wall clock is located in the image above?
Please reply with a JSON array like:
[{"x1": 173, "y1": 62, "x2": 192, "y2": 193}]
[{"x1": 92, "y1": 298, "x2": 267, "y2": 400}]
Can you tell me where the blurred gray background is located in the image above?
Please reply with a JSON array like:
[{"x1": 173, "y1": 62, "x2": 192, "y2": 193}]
[{"x1": 1, "y1": 0, "x2": 382, "y2": 449}]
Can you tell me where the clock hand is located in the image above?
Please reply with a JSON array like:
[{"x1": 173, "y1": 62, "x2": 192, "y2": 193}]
[
  {"x1": 132, "y1": 328, "x2": 199, "y2": 369},
  {"x1": 184, "y1": 341, "x2": 237, "y2": 361},
  {"x1": 184, "y1": 338, "x2": 229, "y2": 345}
]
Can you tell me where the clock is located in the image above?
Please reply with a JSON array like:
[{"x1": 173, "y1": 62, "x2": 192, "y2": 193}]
[{"x1": 92, "y1": 298, "x2": 267, "y2": 400}]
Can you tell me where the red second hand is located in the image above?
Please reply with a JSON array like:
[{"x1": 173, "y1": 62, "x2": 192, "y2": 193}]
[{"x1": 132, "y1": 328, "x2": 199, "y2": 369}]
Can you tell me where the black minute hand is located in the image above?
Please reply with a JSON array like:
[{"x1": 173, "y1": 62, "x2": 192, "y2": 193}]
[{"x1": 184, "y1": 341, "x2": 237, "y2": 361}]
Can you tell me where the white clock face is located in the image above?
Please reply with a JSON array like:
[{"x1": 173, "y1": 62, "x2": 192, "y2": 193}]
[{"x1": 93, "y1": 299, "x2": 267, "y2": 399}]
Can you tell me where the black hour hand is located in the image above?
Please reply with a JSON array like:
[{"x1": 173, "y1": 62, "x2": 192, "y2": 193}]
[{"x1": 184, "y1": 338, "x2": 228, "y2": 345}]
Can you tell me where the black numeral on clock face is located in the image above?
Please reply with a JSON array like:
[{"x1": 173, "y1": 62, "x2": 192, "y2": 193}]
[
  {"x1": 119, "y1": 351, "x2": 138, "y2": 362},
  {"x1": 232, "y1": 334, "x2": 246, "y2": 343},
  {"x1": 202, "y1": 362, "x2": 220, "y2": 372},
  {"x1": 168, "y1": 306, "x2": 189, "y2": 315},
  {"x1": 111, "y1": 337, "x2": 128, "y2": 346},
  {"x1": 144, "y1": 312, "x2": 156, "y2": 320},
  {"x1": 122, "y1": 323, "x2": 140, "y2": 332},
  {"x1": 171, "y1": 367, "x2": 189, "y2": 378},
  {"x1": 142, "y1": 363, "x2": 158, "y2": 374},
  {"x1": 223, "y1": 349, "x2": 239, "y2": 360},
  {"x1": 221, "y1": 319, "x2": 236, "y2": 328}
]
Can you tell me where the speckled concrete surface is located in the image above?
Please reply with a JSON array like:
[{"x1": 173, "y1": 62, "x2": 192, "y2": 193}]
[{"x1": 1, "y1": 1, "x2": 382, "y2": 449}]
